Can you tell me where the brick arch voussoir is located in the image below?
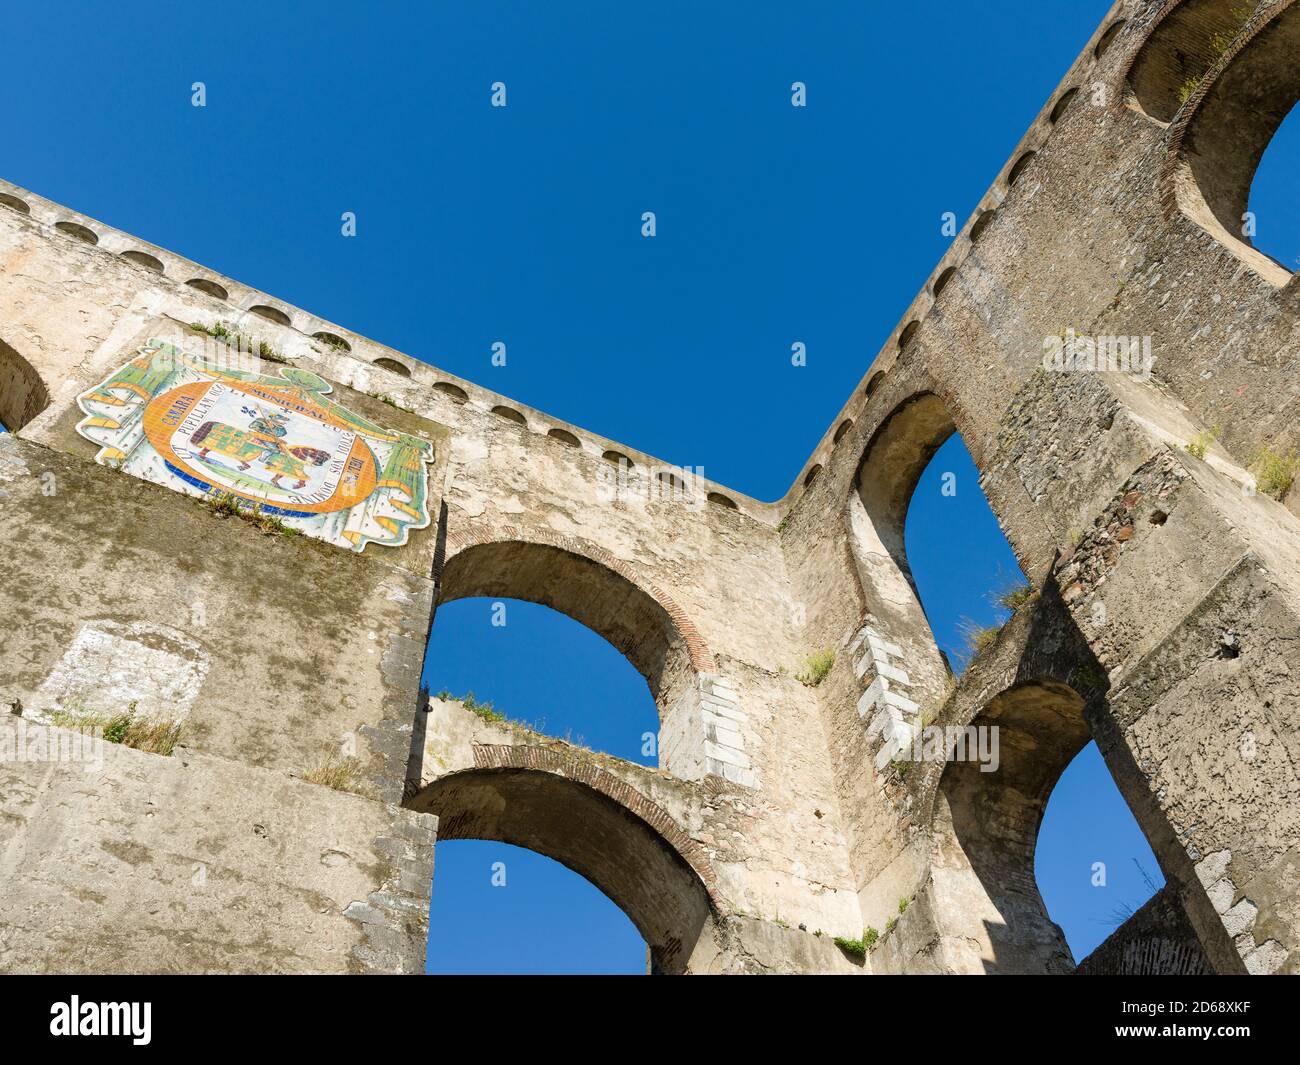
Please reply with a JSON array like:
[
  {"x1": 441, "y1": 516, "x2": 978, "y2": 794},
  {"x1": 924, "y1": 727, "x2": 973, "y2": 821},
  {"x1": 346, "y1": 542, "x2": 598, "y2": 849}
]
[
  {"x1": 1157, "y1": 0, "x2": 1296, "y2": 219},
  {"x1": 469, "y1": 743, "x2": 721, "y2": 904},
  {"x1": 439, "y1": 524, "x2": 717, "y2": 673}
]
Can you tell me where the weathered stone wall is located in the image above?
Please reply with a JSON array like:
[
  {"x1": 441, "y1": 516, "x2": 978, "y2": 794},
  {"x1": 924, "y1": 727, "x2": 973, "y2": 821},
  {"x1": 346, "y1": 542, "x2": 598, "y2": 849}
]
[{"x1": 1, "y1": 0, "x2": 1298, "y2": 975}]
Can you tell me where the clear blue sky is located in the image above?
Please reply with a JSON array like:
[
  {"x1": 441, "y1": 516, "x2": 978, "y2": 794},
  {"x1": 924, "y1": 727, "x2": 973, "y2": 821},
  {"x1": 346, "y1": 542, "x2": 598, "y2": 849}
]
[{"x1": 7, "y1": 0, "x2": 1294, "y2": 973}]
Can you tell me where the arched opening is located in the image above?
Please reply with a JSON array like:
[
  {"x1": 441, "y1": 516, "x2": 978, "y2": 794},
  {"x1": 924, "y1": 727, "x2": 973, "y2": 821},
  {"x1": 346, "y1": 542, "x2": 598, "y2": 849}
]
[
  {"x1": 547, "y1": 427, "x2": 580, "y2": 447},
  {"x1": 1247, "y1": 101, "x2": 1300, "y2": 272},
  {"x1": 0, "y1": 337, "x2": 50, "y2": 432},
  {"x1": 423, "y1": 597, "x2": 661, "y2": 762},
  {"x1": 425, "y1": 840, "x2": 645, "y2": 974},
  {"x1": 0, "y1": 193, "x2": 30, "y2": 214},
  {"x1": 436, "y1": 539, "x2": 699, "y2": 722},
  {"x1": 850, "y1": 393, "x2": 961, "y2": 710},
  {"x1": 1174, "y1": 2, "x2": 1300, "y2": 283},
  {"x1": 862, "y1": 397, "x2": 1185, "y2": 973},
  {"x1": 415, "y1": 541, "x2": 716, "y2": 973},
  {"x1": 932, "y1": 266, "x2": 956, "y2": 298},
  {"x1": 1127, "y1": 0, "x2": 1254, "y2": 124},
  {"x1": 934, "y1": 681, "x2": 1090, "y2": 972},
  {"x1": 903, "y1": 429, "x2": 1023, "y2": 673},
  {"x1": 1036, "y1": 742, "x2": 1166, "y2": 963},
  {"x1": 410, "y1": 766, "x2": 713, "y2": 974},
  {"x1": 706, "y1": 491, "x2": 737, "y2": 510},
  {"x1": 833, "y1": 419, "x2": 853, "y2": 444},
  {"x1": 930, "y1": 675, "x2": 1212, "y2": 974}
]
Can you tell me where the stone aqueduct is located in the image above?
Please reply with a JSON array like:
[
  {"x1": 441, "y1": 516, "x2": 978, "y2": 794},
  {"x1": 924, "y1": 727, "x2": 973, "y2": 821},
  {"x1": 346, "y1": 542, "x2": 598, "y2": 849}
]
[{"x1": 1, "y1": 0, "x2": 1298, "y2": 974}]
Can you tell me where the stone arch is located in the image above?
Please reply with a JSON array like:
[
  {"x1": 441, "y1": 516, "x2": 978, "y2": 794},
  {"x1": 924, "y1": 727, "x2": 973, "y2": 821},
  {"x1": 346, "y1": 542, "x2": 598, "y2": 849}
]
[
  {"x1": 0, "y1": 336, "x2": 50, "y2": 431},
  {"x1": 930, "y1": 679, "x2": 1091, "y2": 973},
  {"x1": 1160, "y1": 0, "x2": 1300, "y2": 284},
  {"x1": 924, "y1": 672, "x2": 1227, "y2": 974},
  {"x1": 407, "y1": 747, "x2": 718, "y2": 973},
  {"x1": 1123, "y1": 0, "x2": 1257, "y2": 124},
  {"x1": 846, "y1": 391, "x2": 962, "y2": 710},
  {"x1": 437, "y1": 529, "x2": 714, "y2": 717}
]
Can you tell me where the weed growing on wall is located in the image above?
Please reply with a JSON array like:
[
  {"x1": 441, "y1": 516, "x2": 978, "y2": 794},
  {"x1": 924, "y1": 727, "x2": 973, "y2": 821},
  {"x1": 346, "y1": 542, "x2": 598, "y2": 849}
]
[{"x1": 47, "y1": 706, "x2": 183, "y2": 756}]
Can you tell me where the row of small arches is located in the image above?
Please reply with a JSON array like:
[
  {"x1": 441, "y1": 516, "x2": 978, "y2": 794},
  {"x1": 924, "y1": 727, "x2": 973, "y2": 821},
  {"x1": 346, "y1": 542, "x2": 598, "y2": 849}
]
[
  {"x1": 6, "y1": 190, "x2": 745, "y2": 512},
  {"x1": 477, "y1": 401, "x2": 741, "y2": 511},
  {"x1": 867, "y1": 26, "x2": 1115, "y2": 381},
  {"x1": 0, "y1": 191, "x2": 362, "y2": 356}
]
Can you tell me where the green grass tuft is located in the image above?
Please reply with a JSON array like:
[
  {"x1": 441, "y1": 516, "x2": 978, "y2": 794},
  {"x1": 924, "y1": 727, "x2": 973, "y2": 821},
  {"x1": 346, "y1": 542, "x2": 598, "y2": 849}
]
[
  {"x1": 996, "y1": 580, "x2": 1036, "y2": 612},
  {"x1": 47, "y1": 706, "x2": 183, "y2": 756},
  {"x1": 796, "y1": 649, "x2": 835, "y2": 687},
  {"x1": 1251, "y1": 447, "x2": 1298, "y2": 501},
  {"x1": 303, "y1": 754, "x2": 368, "y2": 795}
]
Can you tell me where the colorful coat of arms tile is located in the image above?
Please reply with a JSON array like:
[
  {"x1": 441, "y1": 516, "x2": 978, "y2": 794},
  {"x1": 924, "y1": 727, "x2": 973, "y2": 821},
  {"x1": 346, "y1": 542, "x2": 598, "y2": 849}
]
[{"x1": 76, "y1": 339, "x2": 434, "y2": 552}]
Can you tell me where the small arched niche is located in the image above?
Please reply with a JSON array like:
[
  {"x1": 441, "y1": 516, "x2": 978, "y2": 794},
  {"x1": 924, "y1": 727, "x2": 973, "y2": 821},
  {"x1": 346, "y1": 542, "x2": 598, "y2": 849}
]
[
  {"x1": 1049, "y1": 87, "x2": 1079, "y2": 125},
  {"x1": 969, "y1": 209, "x2": 996, "y2": 244},
  {"x1": 1007, "y1": 151, "x2": 1037, "y2": 188},
  {"x1": 313, "y1": 331, "x2": 351, "y2": 352},
  {"x1": 435, "y1": 382, "x2": 469, "y2": 404},
  {"x1": 121, "y1": 249, "x2": 164, "y2": 273},
  {"x1": 54, "y1": 220, "x2": 97, "y2": 244},
  {"x1": 833, "y1": 419, "x2": 853, "y2": 444},
  {"x1": 249, "y1": 305, "x2": 291, "y2": 326},
  {"x1": 373, "y1": 357, "x2": 412, "y2": 378},
  {"x1": 0, "y1": 337, "x2": 51, "y2": 432},
  {"x1": 548, "y1": 427, "x2": 580, "y2": 447},
  {"x1": 186, "y1": 278, "x2": 228, "y2": 300},
  {"x1": 0, "y1": 193, "x2": 30, "y2": 214},
  {"x1": 491, "y1": 404, "x2": 526, "y2": 425},
  {"x1": 1095, "y1": 18, "x2": 1126, "y2": 58}
]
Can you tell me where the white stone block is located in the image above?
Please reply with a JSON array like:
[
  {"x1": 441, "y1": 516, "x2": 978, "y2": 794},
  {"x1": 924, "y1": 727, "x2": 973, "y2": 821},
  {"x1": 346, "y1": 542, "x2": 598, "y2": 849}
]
[
  {"x1": 868, "y1": 635, "x2": 903, "y2": 659},
  {"x1": 876, "y1": 661, "x2": 911, "y2": 686},
  {"x1": 703, "y1": 740, "x2": 751, "y2": 769},
  {"x1": 1206, "y1": 876, "x2": 1235, "y2": 915},
  {"x1": 882, "y1": 689, "x2": 920, "y2": 715}
]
